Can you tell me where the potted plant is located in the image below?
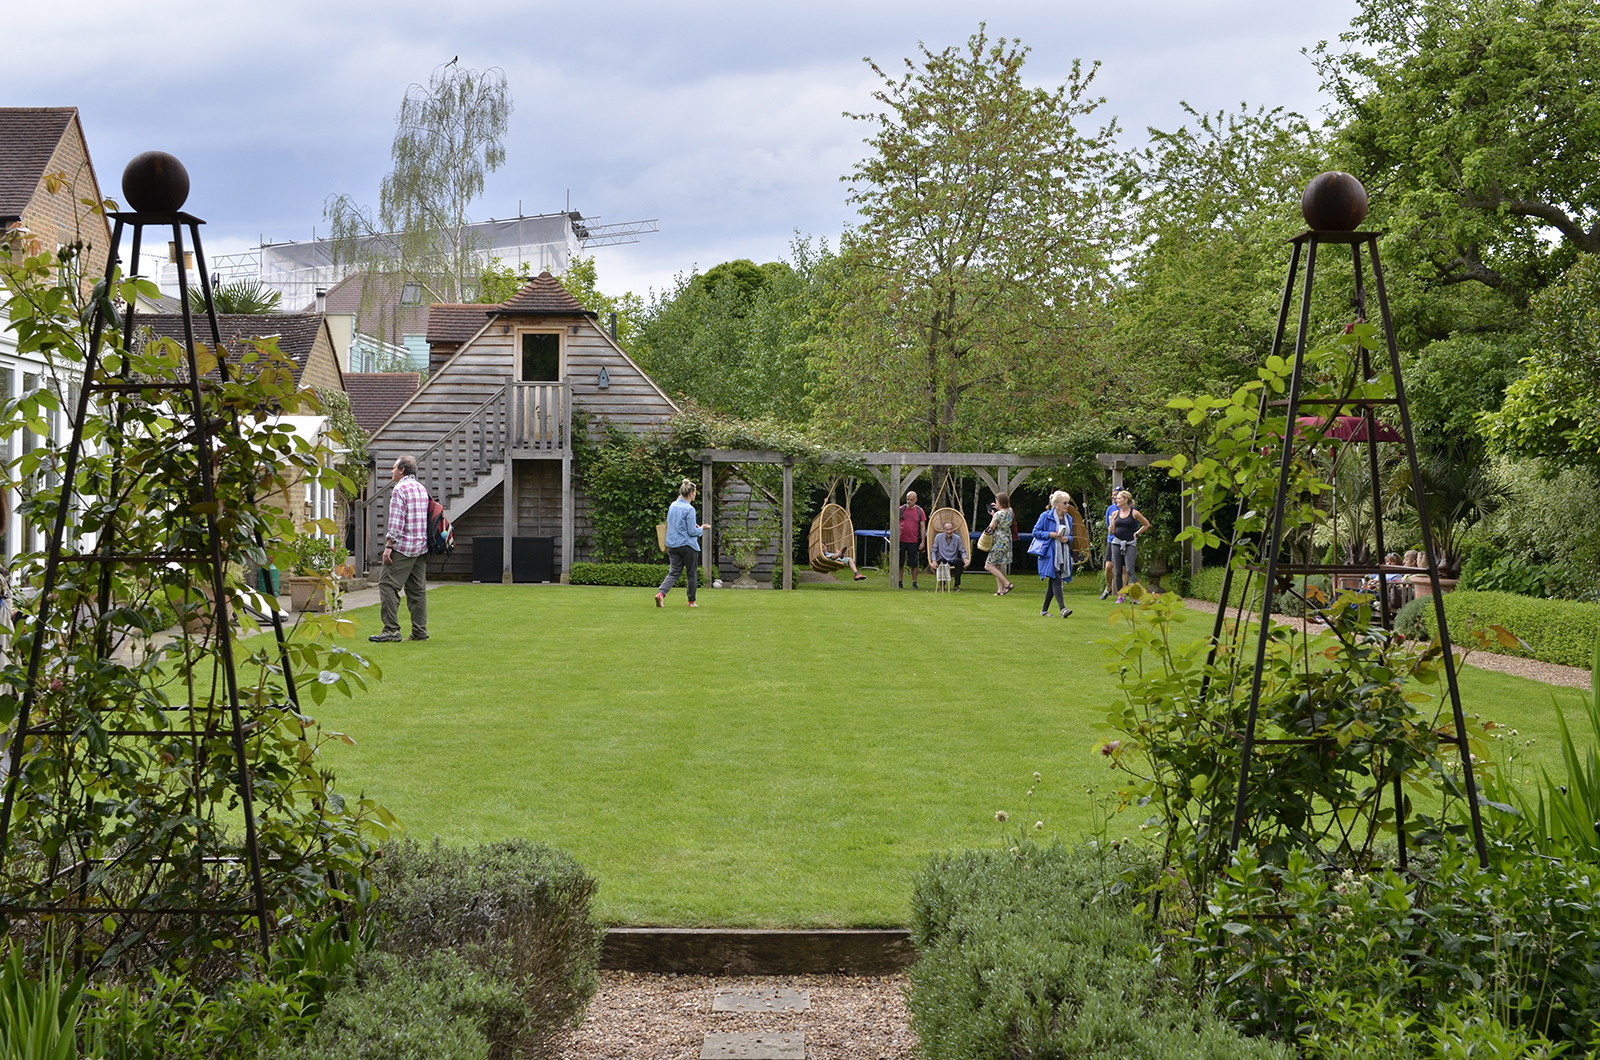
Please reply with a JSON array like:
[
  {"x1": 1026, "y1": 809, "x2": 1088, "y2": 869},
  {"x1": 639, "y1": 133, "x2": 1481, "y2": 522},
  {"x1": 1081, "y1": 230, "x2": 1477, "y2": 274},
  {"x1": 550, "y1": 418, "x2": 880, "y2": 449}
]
[
  {"x1": 286, "y1": 532, "x2": 347, "y2": 612},
  {"x1": 721, "y1": 496, "x2": 777, "y2": 590}
]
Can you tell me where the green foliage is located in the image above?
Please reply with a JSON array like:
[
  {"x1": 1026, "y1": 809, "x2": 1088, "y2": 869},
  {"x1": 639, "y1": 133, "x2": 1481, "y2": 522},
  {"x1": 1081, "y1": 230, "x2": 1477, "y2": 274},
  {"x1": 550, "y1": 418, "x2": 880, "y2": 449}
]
[
  {"x1": 0, "y1": 211, "x2": 395, "y2": 974},
  {"x1": 1460, "y1": 554, "x2": 1587, "y2": 600},
  {"x1": 577, "y1": 423, "x2": 701, "y2": 562},
  {"x1": 908, "y1": 842, "x2": 1288, "y2": 1060},
  {"x1": 1488, "y1": 255, "x2": 1600, "y2": 471},
  {"x1": 187, "y1": 279, "x2": 282, "y2": 316},
  {"x1": 0, "y1": 943, "x2": 82, "y2": 1060},
  {"x1": 1408, "y1": 590, "x2": 1600, "y2": 669},
  {"x1": 633, "y1": 240, "x2": 831, "y2": 422},
  {"x1": 1498, "y1": 637, "x2": 1600, "y2": 865},
  {"x1": 1117, "y1": 104, "x2": 1324, "y2": 400},
  {"x1": 1318, "y1": 0, "x2": 1600, "y2": 303},
  {"x1": 271, "y1": 950, "x2": 515, "y2": 1060},
  {"x1": 817, "y1": 26, "x2": 1122, "y2": 453},
  {"x1": 1097, "y1": 589, "x2": 1463, "y2": 920},
  {"x1": 370, "y1": 839, "x2": 603, "y2": 1057},
  {"x1": 567, "y1": 562, "x2": 684, "y2": 588},
  {"x1": 1203, "y1": 840, "x2": 1600, "y2": 1051},
  {"x1": 311, "y1": 387, "x2": 368, "y2": 491},
  {"x1": 288, "y1": 532, "x2": 349, "y2": 577}
]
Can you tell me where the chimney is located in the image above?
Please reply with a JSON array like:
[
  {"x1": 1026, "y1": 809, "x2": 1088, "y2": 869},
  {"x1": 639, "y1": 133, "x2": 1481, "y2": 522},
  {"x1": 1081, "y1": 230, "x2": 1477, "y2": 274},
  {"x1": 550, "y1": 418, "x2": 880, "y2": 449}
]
[{"x1": 315, "y1": 288, "x2": 327, "y2": 314}]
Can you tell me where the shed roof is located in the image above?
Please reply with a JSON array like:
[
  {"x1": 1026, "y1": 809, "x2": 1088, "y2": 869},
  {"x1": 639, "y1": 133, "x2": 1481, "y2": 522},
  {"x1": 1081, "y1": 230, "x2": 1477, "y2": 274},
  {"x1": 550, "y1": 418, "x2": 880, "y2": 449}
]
[
  {"x1": 424, "y1": 304, "x2": 493, "y2": 346},
  {"x1": 137, "y1": 312, "x2": 328, "y2": 384},
  {"x1": 344, "y1": 372, "x2": 421, "y2": 434},
  {"x1": 492, "y1": 272, "x2": 590, "y2": 316},
  {"x1": 0, "y1": 108, "x2": 76, "y2": 217}
]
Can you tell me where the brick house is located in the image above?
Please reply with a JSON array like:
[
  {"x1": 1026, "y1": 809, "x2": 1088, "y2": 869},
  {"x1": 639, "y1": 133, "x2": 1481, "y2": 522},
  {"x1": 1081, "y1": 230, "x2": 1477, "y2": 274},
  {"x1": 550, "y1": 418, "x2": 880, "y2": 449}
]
[{"x1": 0, "y1": 107, "x2": 114, "y2": 560}]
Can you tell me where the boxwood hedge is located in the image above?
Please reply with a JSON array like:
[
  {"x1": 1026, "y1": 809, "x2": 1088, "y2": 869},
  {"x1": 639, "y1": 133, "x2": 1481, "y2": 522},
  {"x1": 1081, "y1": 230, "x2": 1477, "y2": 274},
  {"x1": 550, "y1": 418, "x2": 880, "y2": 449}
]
[
  {"x1": 568, "y1": 562, "x2": 684, "y2": 588},
  {"x1": 1401, "y1": 589, "x2": 1600, "y2": 670}
]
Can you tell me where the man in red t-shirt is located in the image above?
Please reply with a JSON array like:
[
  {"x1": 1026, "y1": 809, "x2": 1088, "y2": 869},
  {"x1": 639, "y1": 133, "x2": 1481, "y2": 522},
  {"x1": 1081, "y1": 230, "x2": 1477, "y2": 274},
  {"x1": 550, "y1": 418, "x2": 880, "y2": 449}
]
[{"x1": 897, "y1": 490, "x2": 927, "y2": 589}]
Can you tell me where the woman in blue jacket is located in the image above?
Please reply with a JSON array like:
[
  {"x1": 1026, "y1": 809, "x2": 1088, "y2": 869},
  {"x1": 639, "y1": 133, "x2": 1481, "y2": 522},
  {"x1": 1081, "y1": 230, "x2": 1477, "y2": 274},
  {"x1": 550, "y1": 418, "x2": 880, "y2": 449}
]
[{"x1": 1031, "y1": 490, "x2": 1075, "y2": 618}]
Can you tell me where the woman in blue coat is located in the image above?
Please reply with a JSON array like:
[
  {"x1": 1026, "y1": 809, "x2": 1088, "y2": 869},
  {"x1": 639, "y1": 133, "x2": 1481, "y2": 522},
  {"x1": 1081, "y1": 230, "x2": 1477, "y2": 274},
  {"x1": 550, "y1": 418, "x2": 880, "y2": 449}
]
[{"x1": 1031, "y1": 490, "x2": 1075, "y2": 618}]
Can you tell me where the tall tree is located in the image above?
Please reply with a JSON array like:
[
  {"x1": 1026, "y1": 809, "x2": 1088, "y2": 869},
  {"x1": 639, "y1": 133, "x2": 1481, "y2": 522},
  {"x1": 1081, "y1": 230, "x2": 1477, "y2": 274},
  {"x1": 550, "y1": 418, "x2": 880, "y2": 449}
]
[
  {"x1": 813, "y1": 27, "x2": 1122, "y2": 454},
  {"x1": 1316, "y1": 0, "x2": 1600, "y2": 303},
  {"x1": 325, "y1": 60, "x2": 513, "y2": 309}
]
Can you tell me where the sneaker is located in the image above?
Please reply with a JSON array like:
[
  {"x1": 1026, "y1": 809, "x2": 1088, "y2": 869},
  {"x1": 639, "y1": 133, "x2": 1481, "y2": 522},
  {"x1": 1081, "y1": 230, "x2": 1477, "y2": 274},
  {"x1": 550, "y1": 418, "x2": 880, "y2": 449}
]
[
  {"x1": 368, "y1": 631, "x2": 401, "y2": 642},
  {"x1": 655, "y1": 592, "x2": 664, "y2": 607},
  {"x1": 1100, "y1": 589, "x2": 1111, "y2": 600},
  {"x1": 853, "y1": 573, "x2": 866, "y2": 581},
  {"x1": 1061, "y1": 608, "x2": 1074, "y2": 618},
  {"x1": 687, "y1": 601, "x2": 699, "y2": 608},
  {"x1": 1116, "y1": 595, "x2": 1126, "y2": 604},
  {"x1": 409, "y1": 632, "x2": 428, "y2": 641}
]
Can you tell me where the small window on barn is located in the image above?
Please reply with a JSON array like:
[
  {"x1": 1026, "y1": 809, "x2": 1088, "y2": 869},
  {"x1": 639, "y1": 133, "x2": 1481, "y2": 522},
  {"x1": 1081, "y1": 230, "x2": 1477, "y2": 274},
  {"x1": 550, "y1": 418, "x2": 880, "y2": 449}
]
[{"x1": 519, "y1": 333, "x2": 560, "y2": 381}]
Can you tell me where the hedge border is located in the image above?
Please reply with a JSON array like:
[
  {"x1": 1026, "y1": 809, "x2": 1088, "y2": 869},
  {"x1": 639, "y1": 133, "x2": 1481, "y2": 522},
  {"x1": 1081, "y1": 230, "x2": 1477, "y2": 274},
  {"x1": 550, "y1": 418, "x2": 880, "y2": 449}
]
[{"x1": 1407, "y1": 589, "x2": 1600, "y2": 670}]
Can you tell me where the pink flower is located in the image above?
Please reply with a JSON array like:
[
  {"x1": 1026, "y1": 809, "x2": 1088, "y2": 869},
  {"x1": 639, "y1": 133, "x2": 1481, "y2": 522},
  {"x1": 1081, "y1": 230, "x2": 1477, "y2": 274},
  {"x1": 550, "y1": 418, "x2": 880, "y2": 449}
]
[{"x1": 1099, "y1": 740, "x2": 1122, "y2": 757}]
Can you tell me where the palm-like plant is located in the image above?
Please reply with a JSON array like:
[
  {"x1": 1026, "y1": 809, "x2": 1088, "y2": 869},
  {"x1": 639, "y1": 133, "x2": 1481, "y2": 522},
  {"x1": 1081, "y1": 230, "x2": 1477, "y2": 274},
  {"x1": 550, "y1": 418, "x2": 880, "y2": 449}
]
[
  {"x1": 1390, "y1": 439, "x2": 1510, "y2": 576},
  {"x1": 187, "y1": 278, "x2": 282, "y2": 315}
]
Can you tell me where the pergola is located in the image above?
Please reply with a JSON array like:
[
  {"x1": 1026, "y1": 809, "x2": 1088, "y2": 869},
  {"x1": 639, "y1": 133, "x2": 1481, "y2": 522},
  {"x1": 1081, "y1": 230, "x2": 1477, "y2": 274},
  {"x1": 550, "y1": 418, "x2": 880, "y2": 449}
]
[{"x1": 699, "y1": 449, "x2": 1071, "y2": 589}]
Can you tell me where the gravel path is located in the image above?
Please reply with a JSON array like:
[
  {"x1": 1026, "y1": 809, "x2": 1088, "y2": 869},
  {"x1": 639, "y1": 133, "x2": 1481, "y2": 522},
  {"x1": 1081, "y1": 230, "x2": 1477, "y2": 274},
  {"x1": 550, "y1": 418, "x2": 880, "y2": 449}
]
[
  {"x1": 1181, "y1": 597, "x2": 1593, "y2": 690},
  {"x1": 560, "y1": 972, "x2": 914, "y2": 1059}
]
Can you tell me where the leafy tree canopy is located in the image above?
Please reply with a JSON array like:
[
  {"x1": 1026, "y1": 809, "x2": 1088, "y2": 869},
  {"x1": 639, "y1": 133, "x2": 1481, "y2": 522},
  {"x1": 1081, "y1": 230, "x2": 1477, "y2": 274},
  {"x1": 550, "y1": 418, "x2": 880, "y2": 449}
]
[
  {"x1": 814, "y1": 25, "x2": 1123, "y2": 454},
  {"x1": 1317, "y1": 0, "x2": 1600, "y2": 303}
]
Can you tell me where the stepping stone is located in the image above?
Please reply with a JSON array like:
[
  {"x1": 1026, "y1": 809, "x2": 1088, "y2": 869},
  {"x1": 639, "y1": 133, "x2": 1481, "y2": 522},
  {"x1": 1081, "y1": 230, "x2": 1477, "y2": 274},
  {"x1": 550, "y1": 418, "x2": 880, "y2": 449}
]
[
  {"x1": 701, "y1": 1032, "x2": 804, "y2": 1059},
  {"x1": 711, "y1": 987, "x2": 811, "y2": 1012}
]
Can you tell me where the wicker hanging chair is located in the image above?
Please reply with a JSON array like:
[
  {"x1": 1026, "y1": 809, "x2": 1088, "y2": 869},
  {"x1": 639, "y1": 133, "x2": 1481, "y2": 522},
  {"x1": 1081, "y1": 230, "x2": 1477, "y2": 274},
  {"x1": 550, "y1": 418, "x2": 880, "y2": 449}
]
[
  {"x1": 808, "y1": 503, "x2": 855, "y2": 573},
  {"x1": 925, "y1": 507, "x2": 972, "y2": 565},
  {"x1": 1066, "y1": 502, "x2": 1090, "y2": 559}
]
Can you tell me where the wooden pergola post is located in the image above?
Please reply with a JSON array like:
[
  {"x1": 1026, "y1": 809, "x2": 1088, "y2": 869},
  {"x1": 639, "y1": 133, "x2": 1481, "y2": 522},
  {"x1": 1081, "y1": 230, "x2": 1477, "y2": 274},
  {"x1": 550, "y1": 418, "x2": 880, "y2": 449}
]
[
  {"x1": 888, "y1": 463, "x2": 902, "y2": 587},
  {"x1": 702, "y1": 458, "x2": 715, "y2": 580},
  {"x1": 502, "y1": 460, "x2": 515, "y2": 584},
  {"x1": 781, "y1": 457, "x2": 793, "y2": 591}
]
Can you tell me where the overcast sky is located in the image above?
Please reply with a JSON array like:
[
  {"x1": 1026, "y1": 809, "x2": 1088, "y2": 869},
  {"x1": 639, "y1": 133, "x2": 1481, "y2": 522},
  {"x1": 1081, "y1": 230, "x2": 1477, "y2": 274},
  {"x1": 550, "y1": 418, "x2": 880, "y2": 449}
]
[{"x1": 11, "y1": 0, "x2": 1357, "y2": 298}]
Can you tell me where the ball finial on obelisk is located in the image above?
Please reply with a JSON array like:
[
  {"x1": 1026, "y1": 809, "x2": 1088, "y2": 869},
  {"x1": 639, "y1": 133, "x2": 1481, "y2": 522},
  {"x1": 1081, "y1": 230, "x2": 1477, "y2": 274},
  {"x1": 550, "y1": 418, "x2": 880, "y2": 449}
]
[
  {"x1": 1301, "y1": 171, "x2": 1368, "y2": 232},
  {"x1": 121, "y1": 151, "x2": 190, "y2": 213}
]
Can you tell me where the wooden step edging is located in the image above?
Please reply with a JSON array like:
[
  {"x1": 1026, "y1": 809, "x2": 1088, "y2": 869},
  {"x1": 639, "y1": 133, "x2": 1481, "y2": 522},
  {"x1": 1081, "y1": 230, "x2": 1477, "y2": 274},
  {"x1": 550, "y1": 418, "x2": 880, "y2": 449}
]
[{"x1": 600, "y1": 928, "x2": 916, "y2": 976}]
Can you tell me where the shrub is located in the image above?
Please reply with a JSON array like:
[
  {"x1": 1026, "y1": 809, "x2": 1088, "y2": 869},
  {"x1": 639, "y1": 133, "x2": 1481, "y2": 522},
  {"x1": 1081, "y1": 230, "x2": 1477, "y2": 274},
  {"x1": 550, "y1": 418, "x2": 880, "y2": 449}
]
[
  {"x1": 568, "y1": 561, "x2": 684, "y2": 588},
  {"x1": 371, "y1": 839, "x2": 603, "y2": 1059},
  {"x1": 1459, "y1": 553, "x2": 1586, "y2": 599},
  {"x1": 273, "y1": 950, "x2": 518, "y2": 1060},
  {"x1": 1408, "y1": 589, "x2": 1600, "y2": 668},
  {"x1": 909, "y1": 842, "x2": 1289, "y2": 1060},
  {"x1": 1186, "y1": 566, "x2": 1326, "y2": 617}
]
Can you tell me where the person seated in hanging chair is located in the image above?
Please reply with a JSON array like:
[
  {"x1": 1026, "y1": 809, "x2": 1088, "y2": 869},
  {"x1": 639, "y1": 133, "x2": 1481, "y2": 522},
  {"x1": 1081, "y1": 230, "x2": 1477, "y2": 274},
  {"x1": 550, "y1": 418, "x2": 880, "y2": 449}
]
[{"x1": 820, "y1": 544, "x2": 868, "y2": 580}]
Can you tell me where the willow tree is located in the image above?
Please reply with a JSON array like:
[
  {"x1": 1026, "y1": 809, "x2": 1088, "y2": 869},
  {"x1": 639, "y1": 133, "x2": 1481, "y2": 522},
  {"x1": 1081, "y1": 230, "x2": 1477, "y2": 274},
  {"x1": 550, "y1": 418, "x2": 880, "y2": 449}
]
[
  {"x1": 813, "y1": 27, "x2": 1123, "y2": 457},
  {"x1": 325, "y1": 60, "x2": 512, "y2": 314}
]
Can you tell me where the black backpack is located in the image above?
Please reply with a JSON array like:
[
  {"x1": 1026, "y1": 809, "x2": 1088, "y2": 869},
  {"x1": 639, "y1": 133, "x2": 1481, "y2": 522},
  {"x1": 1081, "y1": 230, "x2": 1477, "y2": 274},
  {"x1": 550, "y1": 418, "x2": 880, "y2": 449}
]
[{"x1": 426, "y1": 497, "x2": 455, "y2": 556}]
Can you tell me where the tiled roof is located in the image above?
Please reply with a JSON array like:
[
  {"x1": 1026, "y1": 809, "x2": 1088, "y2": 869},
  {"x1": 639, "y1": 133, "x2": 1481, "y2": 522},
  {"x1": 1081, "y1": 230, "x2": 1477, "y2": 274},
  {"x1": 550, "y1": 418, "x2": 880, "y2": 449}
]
[
  {"x1": 344, "y1": 372, "x2": 420, "y2": 434},
  {"x1": 136, "y1": 313, "x2": 326, "y2": 382},
  {"x1": 493, "y1": 272, "x2": 588, "y2": 315},
  {"x1": 425, "y1": 303, "x2": 493, "y2": 346},
  {"x1": 0, "y1": 108, "x2": 75, "y2": 217},
  {"x1": 312, "y1": 272, "x2": 430, "y2": 342}
]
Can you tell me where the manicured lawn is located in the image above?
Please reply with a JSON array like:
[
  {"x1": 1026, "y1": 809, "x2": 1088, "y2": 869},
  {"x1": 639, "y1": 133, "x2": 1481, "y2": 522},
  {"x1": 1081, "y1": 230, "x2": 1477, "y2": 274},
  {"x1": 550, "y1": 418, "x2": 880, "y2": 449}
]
[{"x1": 304, "y1": 574, "x2": 1586, "y2": 927}]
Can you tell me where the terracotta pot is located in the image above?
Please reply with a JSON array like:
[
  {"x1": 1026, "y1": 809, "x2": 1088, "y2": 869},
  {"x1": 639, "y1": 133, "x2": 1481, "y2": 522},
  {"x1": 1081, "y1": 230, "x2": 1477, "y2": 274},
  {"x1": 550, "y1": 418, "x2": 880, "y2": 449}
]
[
  {"x1": 1406, "y1": 574, "x2": 1458, "y2": 598},
  {"x1": 287, "y1": 575, "x2": 330, "y2": 612}
]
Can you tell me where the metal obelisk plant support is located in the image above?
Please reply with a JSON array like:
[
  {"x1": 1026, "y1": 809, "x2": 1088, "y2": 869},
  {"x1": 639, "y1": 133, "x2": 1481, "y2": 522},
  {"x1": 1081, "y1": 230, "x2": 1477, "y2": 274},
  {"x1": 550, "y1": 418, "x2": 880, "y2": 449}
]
[
  {"x1": 0, "y1": 152, "x2": 304, "y2": 958},
  {"x1": 1208, "y1": 171, "x2": 1488, "y2": 869}
]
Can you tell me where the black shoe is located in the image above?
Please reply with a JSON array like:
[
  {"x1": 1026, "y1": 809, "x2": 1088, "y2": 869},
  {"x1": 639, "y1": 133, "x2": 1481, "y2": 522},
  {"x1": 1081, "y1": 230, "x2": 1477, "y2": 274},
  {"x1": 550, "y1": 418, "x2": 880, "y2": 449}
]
[
  {"x1": 368, "y1": 631, "x2": 401, "y2": 642},
  {"x1": 1061, "y1": 608, "x2": 1073, "y2": 618},
  {"x1": 1100, "y1": 589, "x2": 1111, "y2": 600},
  {"x1": 409, "y1": 632, "x2": 428, "y2": 641}
]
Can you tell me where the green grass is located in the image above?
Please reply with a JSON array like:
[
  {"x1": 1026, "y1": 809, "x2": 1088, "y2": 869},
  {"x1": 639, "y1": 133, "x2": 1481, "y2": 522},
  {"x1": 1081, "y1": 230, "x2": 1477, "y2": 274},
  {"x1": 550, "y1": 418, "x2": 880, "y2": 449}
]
[{"x1": 303, "y1": 573, "x2": 1586, "y2": 927}]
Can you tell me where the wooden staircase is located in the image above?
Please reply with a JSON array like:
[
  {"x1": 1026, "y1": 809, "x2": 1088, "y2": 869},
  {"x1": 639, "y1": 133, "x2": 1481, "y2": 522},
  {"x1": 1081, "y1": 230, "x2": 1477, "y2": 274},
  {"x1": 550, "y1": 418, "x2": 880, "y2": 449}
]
[{"x1": 365, "y1": 382, "x2": 570, "y2": 555}]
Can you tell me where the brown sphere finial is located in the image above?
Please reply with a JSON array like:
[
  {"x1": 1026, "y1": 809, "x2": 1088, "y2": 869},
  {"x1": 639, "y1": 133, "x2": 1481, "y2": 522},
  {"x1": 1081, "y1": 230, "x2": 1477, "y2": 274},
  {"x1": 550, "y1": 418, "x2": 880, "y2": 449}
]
[
  {"x1": 121, "y1": 151, "x2": 190, "y2": 213},
  {"x1": 1301, "y1": 171, "x2": 1368, "y2": 232}
]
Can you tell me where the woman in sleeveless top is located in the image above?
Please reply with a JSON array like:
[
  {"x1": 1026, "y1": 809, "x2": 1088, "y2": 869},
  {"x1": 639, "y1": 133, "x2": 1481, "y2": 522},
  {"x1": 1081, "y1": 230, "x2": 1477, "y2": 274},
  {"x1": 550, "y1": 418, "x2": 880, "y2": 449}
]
[
  {"x1": 984, "y1": 491, "x2": 1016, "y2": 595},
  {"x1": 1107, "y1": 489, "x2": 1151, "y2": 601}
]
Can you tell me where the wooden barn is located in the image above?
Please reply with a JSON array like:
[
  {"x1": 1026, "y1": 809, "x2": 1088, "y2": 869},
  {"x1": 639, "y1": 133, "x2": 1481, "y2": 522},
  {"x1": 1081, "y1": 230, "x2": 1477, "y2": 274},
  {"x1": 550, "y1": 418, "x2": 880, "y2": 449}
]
[{"x1": 360, "y1": 273, "x2": 679, "y2": 582}]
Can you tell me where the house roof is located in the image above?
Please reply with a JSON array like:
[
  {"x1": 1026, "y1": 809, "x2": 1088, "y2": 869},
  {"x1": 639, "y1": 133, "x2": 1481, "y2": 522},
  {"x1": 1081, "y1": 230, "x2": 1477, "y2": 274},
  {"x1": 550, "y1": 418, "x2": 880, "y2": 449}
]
[
  {"x1": 424, "y1": 304, "x2": 493, "y2": 347},
  {"x1": 344, "y1": 372, "x2": 420, "y2": 435},
  {"x1": 492, "y1": 272, "x2": 590, "y2": 316},
  {"x1": 136, "y1": 312, "x2": 328, "y2": 384},
  {"x1": 313, "y1": 272, "x2": 431, "y2": 343},
  {"x1": 0, "y1": 108, "x2": 76, "y2": 217}
]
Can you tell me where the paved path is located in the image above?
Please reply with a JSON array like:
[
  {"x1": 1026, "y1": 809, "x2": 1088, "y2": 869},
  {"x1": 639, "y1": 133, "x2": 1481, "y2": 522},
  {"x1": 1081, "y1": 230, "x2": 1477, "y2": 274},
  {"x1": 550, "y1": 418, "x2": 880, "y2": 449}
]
[
  {"x1": 1182, "y1": 597, "x2": 1593, "y2": 690},
  {"x1": 561, "y1": 973, "x2": 911, "y2": 1059}
]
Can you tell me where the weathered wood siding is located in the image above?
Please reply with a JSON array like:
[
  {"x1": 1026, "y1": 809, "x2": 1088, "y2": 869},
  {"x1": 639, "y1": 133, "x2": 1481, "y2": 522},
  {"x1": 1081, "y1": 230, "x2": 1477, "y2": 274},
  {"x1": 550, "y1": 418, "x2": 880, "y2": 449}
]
[{"x1": 565, "y1": 323, "x2": 679, "y2": 432}]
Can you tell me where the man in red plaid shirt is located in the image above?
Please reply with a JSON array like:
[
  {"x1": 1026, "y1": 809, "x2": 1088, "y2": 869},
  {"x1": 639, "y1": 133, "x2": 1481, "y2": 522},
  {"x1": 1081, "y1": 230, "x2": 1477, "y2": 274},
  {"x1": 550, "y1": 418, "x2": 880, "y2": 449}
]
[{"x1": 370, "y1": 454, "x2": 431, "y2": 642}]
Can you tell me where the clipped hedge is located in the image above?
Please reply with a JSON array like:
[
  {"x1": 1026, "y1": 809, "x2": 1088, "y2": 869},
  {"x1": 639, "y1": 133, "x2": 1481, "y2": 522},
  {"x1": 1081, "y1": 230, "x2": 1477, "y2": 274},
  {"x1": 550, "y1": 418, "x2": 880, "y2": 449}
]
[
  {"x1": 1188, "y1": 566, "x2": 1324, "y2": 617},
  {"x1": 1405, "y1": 589, "x2": 1600, "y2": 670},
  {"x1": 372, "y1": 839, "x2": 604, "y2": 1059},
  {"x1": 569, "y1": 562, "x2": 683, "y2": 588},
  {"x1": 275, "y1": 950, "x2": 519, "y2": 1060},
  {"x1": 909, "y1": 843, "x2": 1289, "y2": 1060}
]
